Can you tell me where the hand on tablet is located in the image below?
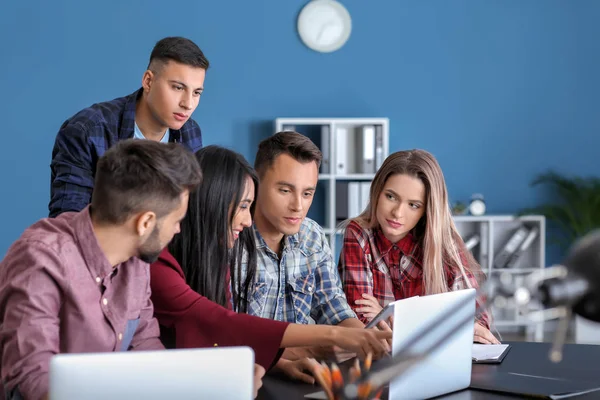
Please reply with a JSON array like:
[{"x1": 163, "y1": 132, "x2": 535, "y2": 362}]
[
  {"x1": 355, "y1": 293, "x2": 384, "y2": 321},
  {"x1": 375, "y1": 318, "x2": 394, "y2": 350},
  {"x1": 473, "y1": 322, "x2": 501, "y2": 345},
  {"x1": 331, "y1": 326, "x2": 392, "y2": 359}
]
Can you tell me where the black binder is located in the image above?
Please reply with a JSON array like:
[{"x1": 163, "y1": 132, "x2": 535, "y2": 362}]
[{"x1": 470, "y1": 371, "x2": 600, "y2": 399}]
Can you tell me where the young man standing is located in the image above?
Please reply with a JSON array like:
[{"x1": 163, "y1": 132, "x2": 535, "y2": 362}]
[
  {"x1": 243, "y1": 132, "x2": 364, "y2": 329},
  {"x1": 49, "y1": 36, "x2": 208, "y2": 217},
  {"x1": 0, "y1": 140, "x2": 203, "y2": 400}
]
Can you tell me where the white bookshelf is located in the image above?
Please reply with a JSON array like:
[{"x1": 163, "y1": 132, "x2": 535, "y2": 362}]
[
  {"x1": 274, "y1": 118, "x2": 390, "y2": 255},
  {"x1": 453, "y1": 215, "x2": 546, "y2": 342}
]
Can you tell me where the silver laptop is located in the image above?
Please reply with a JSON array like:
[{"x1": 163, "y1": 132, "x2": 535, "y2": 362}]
[
  {"x1": 305, "y1": 289, "x2": 477, "y2": 400},
  {"x1": 49, "y1": 346, "x2": 255, "y2": 400},
  {"x1": 388, "y1": 288, "x2": 476, "y2": 400}
]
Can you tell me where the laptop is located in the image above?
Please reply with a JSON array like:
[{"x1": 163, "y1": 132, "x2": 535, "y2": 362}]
[
  {"x1": 49, "y1": 346, "x2": 255, "y2": 400},
  {"x1": 305, "y1": 289, "x2": 477, "y2": 400},
  {"x1": 388, "y1": 288, "x2": 476, "y2": 400}
]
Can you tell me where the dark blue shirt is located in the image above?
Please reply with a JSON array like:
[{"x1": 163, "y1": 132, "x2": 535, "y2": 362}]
[{"x1": 49, "y1": 89, "x2": 203, "y2": 217}]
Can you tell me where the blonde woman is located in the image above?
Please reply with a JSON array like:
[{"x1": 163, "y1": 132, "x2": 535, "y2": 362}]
[{"x1": 338, "y1": 149, "x2": 499, "y2": 344}]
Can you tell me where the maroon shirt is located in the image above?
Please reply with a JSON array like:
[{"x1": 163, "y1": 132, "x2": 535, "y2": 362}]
[
  {"x1": 150, "y1": 249, "x2": 289, "y2": 369},
  {"x1": 0, "y1": 207, "x2": 163, "y2": 400}
]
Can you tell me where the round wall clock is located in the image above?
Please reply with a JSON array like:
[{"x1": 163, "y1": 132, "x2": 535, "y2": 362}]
[{"x1": 297, "y1": 0, "x2": 352, "y2": 53}]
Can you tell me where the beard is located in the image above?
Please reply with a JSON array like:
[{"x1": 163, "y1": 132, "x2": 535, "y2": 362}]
[
  {"x1": 138, "y1": 225, "x2": 162, "y2": 264},
  {"x1": 138, "y1": 250, "x2": 161, "y2": 264}
]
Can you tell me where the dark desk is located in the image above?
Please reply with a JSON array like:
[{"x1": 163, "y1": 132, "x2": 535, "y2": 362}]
[{"x1": 258, "y1": 342, "x2": 600, "y2": 399}]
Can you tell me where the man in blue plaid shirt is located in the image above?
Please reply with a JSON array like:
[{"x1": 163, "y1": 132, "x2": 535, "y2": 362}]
[
  {"x1": 238, "y1": 132, "x2": 364, "y2": 331},
  {"x1": 49, "y1": 37, "x2": 206, "y2": 217}
]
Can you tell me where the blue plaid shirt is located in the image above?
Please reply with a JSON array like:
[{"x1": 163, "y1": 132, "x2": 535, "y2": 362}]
[
  {"x1": 239, "y1": 218, "x2": 356, "y2": 325},
  {"x1": 48, "y1": 89, "x2": 203, "y2": 217}
]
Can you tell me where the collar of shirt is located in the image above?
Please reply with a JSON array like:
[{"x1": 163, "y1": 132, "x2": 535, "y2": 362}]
[
  {"x1": 73, "y1": 205, "x2": 119, "y2": 280},
  {"x1": 374, "y1": 227, "x2": 417, "y2": 257},
  {"x1": 252, "y1": 225, "x2": 299, "y2": 257},
  {"x1": 372, "y1": 227, "x2": 424, "y2": 281},
  {"x1": 118, "y1": 88, "x2": 181, "y2": 143},
  {"x1": 133, "y1": 122, "x2": 169, "y2": 143}
]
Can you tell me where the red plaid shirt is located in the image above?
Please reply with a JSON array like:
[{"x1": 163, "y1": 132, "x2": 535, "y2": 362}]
[{"x1": 338, "y1": 221, "x2": 489, "y2": 328}]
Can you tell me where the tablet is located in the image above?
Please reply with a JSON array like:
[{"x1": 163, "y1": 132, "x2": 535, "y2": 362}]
[{"x1": 364, "y1": 297, "x2": 420, "y2": 329}]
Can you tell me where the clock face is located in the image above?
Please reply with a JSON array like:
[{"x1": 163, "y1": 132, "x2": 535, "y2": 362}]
[
  {"x1": 469, "y1": 199, "x2": 486, "y2": 216},
  {"x1": 297, "y1": 0, "x2": 352, "y2": 53}
]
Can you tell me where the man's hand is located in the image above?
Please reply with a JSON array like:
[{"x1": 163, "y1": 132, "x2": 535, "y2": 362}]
[
  {"x1": 331, "y1": 321, "x2": 393, "y2": 362},
  {"x1": 253, "y1": 364, "x2": 266, "y2": 398},
  {"x1": 380, "y1": 315, "x2": 394, "y2": 331},
  {"x1": 274, "y1": 357, "x2": 319, "y2": 384},
  {"x1": 474, "y1": 322, "x2": 501, "y2": 344},
  {"x1": 376, "y1": 318, "x2": 394, "y2": 349},
  {"x1": 355, "y1": 293, "x2": 384, "y2": 321},
  {"x1": 331, "y1": 326, "x2": 391, "y2": 360}
]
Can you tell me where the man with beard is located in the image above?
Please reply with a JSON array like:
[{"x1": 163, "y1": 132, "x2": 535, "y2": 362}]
[{"x1": 0, "y1": 139, "x2": 202, "y2": 400}]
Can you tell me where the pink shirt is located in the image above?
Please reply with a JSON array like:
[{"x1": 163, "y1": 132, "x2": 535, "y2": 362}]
[{"x1": 0, "y1": 207, "x2": 163, "y2": 400}]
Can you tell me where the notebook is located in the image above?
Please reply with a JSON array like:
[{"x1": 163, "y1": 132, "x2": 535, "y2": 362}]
[{"x1": 472, "y1": 344, "x2": 511, "y2": 364}]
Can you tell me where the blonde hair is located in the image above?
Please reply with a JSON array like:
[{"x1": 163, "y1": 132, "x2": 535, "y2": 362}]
[{"x1": 347, "y1": 149, "x2": 483, "y2": 295}]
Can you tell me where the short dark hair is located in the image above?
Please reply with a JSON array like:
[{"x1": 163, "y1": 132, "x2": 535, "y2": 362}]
[
  {"x1": 254, "y1": 131, "x2": 322, "y2": 178},
  {"x1": 91, "y1": 139, "x2": 202, "y2": 224},
  {"x1": 148, "y1": 36, "x2": 210, "y2": 71}
]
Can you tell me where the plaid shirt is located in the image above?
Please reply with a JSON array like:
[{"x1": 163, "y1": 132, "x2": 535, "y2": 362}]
[
  {"x1": 239, "y1": 218, "x2": 356, "y2": 325},
  {"x1": 49, "y1": 89, "x2": 203, "y2": 217},
  {"x1": 338, "y1": 221, "x2": 490, "y2": 328}
]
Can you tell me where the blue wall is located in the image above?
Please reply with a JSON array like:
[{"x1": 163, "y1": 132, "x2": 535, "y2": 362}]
[{"x1": 1, "y1": 0, "x2": 599, "y2": 264}]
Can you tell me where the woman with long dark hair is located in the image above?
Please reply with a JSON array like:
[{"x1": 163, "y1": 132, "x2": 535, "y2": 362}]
[
  {"x1": 168, "y1": 144, "x2": 258, "y2": 314},
  {"x1": 150, "y1": 146, "x2": 390, "y2": 382}
]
